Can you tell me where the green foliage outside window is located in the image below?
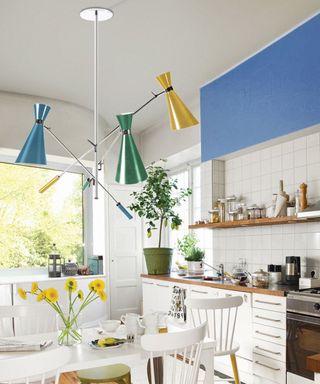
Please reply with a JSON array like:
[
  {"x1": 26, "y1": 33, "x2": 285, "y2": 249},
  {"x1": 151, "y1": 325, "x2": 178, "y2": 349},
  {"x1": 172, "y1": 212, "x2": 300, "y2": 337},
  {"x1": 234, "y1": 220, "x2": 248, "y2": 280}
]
[{"x1": 0, "y1": 162, "x2": 84, "y2": 268}]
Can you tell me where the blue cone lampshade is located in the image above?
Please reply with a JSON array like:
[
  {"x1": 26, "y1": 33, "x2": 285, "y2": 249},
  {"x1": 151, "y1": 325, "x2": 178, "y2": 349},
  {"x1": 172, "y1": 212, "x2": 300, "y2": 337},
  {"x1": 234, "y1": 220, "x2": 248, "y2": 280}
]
[
  {"x1": 16, "y1": 104, "x2": 51, "y2": 165},
  {"x1": 115, "y1": 113, "x2": 147, "y2": 184}
]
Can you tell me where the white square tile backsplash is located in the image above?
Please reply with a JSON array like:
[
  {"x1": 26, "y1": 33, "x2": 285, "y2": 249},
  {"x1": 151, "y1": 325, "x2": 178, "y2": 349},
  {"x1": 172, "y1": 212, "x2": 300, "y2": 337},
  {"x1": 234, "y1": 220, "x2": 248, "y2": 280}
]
[{"x1": 202, "y1": 131, "x2": 320, "y2": 277}]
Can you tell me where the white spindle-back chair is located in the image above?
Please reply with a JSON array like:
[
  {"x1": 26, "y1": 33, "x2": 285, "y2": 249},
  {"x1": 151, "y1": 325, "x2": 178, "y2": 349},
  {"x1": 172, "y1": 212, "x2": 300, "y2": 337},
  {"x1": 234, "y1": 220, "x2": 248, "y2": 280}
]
[
  {"x1": 0, "y1": 347, "x2": 70, "y2": 384},
  {"x1": 185, "y1": 296, "x2": 243, "y2": 384},
  {"x1": 0, "y1": 305, "x2": 56, "y2": 337},
  {"x1": 141, "y1": 322, "x2": 207, "y2": 384}
]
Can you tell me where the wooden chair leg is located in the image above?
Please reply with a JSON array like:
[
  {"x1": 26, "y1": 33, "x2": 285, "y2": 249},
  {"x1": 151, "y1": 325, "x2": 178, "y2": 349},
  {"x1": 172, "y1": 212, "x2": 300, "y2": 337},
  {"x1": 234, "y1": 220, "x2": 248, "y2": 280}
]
[{"x1": 230, "y1": 354, "x2": 240, "y2": 384}]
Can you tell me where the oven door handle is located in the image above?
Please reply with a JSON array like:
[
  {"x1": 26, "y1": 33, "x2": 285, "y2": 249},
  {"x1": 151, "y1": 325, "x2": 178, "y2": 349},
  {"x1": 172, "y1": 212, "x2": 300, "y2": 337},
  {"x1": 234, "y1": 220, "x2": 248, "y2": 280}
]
[{"x1": 287, "y1": 311, "x2": 320, "y2": 326}]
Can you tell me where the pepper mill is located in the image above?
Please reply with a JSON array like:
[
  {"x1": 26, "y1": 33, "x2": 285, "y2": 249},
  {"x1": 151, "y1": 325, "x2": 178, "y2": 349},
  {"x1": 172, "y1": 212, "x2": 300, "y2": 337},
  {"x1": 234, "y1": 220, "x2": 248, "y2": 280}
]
[{"x1": 300, "y1": 183, "x2": 308, "y2": 211}]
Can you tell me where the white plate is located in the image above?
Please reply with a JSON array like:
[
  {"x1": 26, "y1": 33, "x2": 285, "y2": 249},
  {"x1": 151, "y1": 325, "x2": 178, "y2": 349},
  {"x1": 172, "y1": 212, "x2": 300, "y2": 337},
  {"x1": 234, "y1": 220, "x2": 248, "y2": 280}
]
[{"x1": 88, "y1": 340, "x2": 125, "y2": 350}]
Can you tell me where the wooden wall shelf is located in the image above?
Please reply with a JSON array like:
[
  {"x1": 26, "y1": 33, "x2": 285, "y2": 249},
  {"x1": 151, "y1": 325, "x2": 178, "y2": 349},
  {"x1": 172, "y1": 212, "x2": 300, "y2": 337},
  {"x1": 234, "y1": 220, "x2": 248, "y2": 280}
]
[{"x1": 188, "y1": 216, "x2": 315, "y2": 229}]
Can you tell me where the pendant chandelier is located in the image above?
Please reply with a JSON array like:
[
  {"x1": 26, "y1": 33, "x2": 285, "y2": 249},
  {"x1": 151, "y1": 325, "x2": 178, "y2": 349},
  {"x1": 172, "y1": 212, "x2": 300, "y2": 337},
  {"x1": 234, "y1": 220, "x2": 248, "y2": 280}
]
[{"x1": 15, "y1": 7, "x2": 199, "y2": 219}]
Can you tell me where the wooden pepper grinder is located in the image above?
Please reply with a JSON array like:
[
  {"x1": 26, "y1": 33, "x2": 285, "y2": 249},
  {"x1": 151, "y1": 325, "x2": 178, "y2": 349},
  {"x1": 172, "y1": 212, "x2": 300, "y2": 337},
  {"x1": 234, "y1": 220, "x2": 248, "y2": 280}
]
[{"x1": 300, "y1": 183, "x2": 308, "y2": 211}]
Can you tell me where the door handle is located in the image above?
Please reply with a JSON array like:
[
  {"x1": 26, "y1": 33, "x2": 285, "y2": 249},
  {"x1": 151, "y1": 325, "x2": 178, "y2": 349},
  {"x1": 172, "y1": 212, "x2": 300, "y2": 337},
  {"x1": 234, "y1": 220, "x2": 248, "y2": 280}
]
[
  {"x1": 255, "y1": 315, "x2": 281, "y2": 322},
  {"x1": 255, "y1": 300, "x2": 281, "y2": 306},
  {"x1": 191, "y1": 290, "x2": 208, "y2": 294},
  {"x1": 156, "y1": 284, "x2": 169, "y2": 288},
  {"x1": 142, "y1": 282, "x2": 153, "y2": 285},
  {"x1": 255, "y1": 361, "x2": 281, "y2": 371},
  {"x1": 255, "y1": 346, "x2": 281, "y2": 355},
  {"x1": 255, "y1": 330, "x2": 281, "y2": 339}
]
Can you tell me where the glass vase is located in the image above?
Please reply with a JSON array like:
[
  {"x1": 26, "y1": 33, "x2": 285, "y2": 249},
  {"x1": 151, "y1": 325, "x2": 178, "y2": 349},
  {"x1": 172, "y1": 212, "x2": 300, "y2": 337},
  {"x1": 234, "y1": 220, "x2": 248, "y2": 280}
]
[{"x1": 57, "y1": 312, "x2": 82, "y2": 346}]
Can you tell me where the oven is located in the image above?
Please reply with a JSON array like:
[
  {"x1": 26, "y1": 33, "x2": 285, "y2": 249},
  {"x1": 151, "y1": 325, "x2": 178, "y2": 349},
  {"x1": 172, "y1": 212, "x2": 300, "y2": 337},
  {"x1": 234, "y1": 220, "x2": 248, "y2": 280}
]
[{"x1": 287, "y1": 292, "x2": 320, "y2": 382}]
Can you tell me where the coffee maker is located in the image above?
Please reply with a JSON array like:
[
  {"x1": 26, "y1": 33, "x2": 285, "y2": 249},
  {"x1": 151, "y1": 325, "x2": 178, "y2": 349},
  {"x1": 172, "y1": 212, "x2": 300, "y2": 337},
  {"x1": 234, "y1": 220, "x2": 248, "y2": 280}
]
[{"x1": 285, "y1": 256, "x2": 301, "y2": 284}]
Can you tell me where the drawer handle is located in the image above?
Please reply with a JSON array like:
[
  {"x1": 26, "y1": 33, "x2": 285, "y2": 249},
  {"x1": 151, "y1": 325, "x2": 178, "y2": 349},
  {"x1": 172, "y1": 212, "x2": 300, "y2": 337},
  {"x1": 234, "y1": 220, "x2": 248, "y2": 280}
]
[
  {"x1": 255, "y1": 361, "x2": 281, "y2": 371},
  {"x1": 255, "y1": 330, "x2": 281, "y2": 339},
  {"x1": 143, "y1": 282, "x2": 153, "y2": 285},
  {"x1": 255, "y1": 300, "x2": 281, "y2": 306},
  {"x1": 225, "y1": 294, "x2": 232, "y2": 297},
  {"x1": 255, "y1": 315, "x2": 281, "y2": 322},
  {"x1": 255, "y1": 346, "x2": 281, "y2": 355},
  {"x1": 191, "y1": 290, "x2": 208, "y2": 294},
  {"x1": 156, "y1": 284, "x2": 169, "y2": 288}
]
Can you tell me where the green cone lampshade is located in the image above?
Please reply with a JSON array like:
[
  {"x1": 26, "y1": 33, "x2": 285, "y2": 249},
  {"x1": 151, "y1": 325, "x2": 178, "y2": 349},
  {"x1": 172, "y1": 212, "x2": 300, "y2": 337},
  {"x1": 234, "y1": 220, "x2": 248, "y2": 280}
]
[{"x1": 115, "y1": 113, "x2": 147, "y2": 184}]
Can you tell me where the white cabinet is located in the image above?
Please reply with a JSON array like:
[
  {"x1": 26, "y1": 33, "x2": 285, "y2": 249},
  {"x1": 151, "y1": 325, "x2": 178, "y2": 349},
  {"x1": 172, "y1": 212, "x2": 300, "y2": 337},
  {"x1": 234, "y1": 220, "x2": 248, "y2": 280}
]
[
  {"x1": 141, "y1": 278, "x2": 288, "y2": 384},
  {"x1": 142, "y1": 278, "x2": 187, "y2": 315},
  {"x1": 142, "y1": 280, "x2": 156, "y2": 314},
  {"x1": 154, "y1": 281, "x2": 171, "y2": 313},
  {"x1": 252, "y1": 293, "x2": 286, "y2": 384},
  {"x1": 217, "y1": 289, "x2": 252, "y2": 361}
]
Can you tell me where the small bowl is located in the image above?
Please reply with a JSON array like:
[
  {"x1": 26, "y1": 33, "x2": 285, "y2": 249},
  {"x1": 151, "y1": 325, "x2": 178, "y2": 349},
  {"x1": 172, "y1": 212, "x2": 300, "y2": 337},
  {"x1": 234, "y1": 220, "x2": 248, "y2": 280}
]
[{"x1": 99, "y1": 320, "x2": 121, "y2": 332}]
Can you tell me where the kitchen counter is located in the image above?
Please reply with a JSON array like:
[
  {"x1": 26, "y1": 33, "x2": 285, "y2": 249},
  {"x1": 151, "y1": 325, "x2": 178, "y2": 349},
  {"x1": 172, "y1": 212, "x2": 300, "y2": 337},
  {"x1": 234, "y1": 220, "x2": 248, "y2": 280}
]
[{"x1": 141, "y1": 273, "x2": 297, "y2": 296}]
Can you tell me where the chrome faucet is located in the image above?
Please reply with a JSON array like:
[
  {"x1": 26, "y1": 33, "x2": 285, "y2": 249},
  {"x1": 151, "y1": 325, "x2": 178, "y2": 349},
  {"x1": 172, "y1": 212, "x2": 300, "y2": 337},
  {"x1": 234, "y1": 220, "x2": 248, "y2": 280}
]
[{"x1": 203, "y1": 262, "x2": 225, "y2": 282}]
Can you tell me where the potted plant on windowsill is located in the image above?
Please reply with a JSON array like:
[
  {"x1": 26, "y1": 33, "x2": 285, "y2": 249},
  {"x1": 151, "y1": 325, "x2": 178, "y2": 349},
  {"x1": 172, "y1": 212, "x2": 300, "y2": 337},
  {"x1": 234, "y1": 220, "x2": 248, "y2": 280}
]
[{"x1": 129, "y1": 160, "x2": 191, "y2": 275}]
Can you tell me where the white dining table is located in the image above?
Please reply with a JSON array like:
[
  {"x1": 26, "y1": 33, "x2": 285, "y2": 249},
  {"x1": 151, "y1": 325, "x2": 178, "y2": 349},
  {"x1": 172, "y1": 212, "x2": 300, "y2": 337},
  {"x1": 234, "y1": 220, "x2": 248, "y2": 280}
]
[{"x1": 0, "y1": 326, "x2": 215, "y2": 384}]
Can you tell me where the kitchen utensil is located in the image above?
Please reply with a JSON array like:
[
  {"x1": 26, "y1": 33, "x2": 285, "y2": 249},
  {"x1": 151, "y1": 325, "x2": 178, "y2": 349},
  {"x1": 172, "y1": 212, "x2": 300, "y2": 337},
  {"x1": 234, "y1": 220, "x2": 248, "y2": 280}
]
[
  {"x1": 286, "y1": 256, "x2": 301, "y2": 284},
  {"x1": 63, "y1": 259, "x2": 78, "y2": 276},
  {"x1": 99, "y1": 320, "x2": 121, "y2": 333},
  {"x1": 120, "y1": 313, "x2": 143, "y2": 335},
  {"x1": 138, "y1": 313, "x2": 159, "y2": 334},
  {"x1": 251, "y1": 269, "x2": 269, "y2": 288}
]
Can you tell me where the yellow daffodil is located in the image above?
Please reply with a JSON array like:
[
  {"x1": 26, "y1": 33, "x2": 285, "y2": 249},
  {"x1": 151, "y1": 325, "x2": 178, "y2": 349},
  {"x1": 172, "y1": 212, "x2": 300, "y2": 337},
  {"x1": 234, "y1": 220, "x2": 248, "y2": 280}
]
[
  {"x1": 88, "y1": 281, "x2": 95, "y2": 291},
  {"x1": 45, "y1": 288, "x2": 59, "y2": 303},
  {"x1": 37, "y1": 291, "x2": 46, "y2": 302},
  {"x1": 97, "y1": 290, "x2": 107, "y2": 302},
  {"x1": 31, "y1": 282, "x2": 39, "y2": 294},
  {"x1": 64, "y1": 278, "x2": 77, "y2": 292},
  {"x1": 18, "y1": 288, "x2": 27, "y2": 300},
  {"x1": 77, "y1": 290, "x2": 84, "y2": 301},
  {"x1": 90, "y1": 279, "x2": 105, "y2": 292}
]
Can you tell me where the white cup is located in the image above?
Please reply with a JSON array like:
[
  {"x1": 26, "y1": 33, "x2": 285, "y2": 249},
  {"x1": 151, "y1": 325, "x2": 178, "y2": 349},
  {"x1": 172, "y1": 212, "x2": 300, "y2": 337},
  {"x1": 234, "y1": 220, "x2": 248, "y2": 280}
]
[{"x1": 138, "y1": 313, "x2": 159, "y2": 334}]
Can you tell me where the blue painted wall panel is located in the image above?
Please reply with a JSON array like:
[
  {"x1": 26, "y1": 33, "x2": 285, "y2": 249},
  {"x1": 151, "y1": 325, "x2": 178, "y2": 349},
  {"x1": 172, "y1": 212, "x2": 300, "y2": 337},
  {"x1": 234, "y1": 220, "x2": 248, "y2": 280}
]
[{"x1": 201, "y1": 14, "x2": 320, "y2": 161}]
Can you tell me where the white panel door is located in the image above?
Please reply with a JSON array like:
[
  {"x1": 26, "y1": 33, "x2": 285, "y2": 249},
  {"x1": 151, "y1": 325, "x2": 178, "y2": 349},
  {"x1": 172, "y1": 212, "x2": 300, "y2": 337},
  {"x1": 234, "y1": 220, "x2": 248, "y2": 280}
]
[{"x1": 107, "y1": 185, "x2": 142, "y2": 320}]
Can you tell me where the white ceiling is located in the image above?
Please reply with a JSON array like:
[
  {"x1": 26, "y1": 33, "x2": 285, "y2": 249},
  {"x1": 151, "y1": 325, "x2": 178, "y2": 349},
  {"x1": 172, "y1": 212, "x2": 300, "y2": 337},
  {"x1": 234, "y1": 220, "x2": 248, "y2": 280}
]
[{"x1": 0, "y1": 0, "x2": 319, "y2": 134}]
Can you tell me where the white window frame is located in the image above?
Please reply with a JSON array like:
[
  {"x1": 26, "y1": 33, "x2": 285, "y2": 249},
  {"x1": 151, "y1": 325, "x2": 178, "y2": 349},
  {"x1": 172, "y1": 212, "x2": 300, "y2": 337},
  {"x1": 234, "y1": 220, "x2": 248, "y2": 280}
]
[
  {"x1": 167, "y1": 160, "x2": 201, "y2": 249},
  {"x1": 0, "y1": 149, "x2": 94, "y2": 270}
]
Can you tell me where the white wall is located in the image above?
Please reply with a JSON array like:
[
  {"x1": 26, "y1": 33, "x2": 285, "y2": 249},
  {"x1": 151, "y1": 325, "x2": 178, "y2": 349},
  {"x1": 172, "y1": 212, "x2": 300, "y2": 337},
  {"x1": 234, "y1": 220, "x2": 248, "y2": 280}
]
[
  {"x1": 211, "y1": 130, "x2": 320, "y2": 278},
  {"x1": 140, "y1": 97, "x2": 200, "y2": 166},
  {"x1": 0, "y1": 91, "x2": 112, "y2": 160}
]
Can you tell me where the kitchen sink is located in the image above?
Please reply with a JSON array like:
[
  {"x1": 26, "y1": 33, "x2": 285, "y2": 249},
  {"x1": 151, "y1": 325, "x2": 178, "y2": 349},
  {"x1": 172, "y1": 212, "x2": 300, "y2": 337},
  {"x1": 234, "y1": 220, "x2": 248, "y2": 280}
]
[{"x1": 182, "y1": 276, "x2": 222, "y2": 281}]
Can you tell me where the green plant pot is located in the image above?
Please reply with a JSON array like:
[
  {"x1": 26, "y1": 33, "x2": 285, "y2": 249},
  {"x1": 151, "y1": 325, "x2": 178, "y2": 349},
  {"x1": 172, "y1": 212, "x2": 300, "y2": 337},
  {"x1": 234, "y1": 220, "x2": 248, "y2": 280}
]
[{"x1": 143, "y1": 248, "x2": 173, "y2": 275}]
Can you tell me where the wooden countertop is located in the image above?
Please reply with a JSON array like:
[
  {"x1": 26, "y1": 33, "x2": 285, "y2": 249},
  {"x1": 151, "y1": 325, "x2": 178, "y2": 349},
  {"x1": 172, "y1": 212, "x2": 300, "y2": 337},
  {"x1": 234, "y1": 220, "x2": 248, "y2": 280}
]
[
  {"x1": 307, "y1": 354, "x2": 320, "y2": 373},
  {"x1": 141, "y1": 273, "x2": 293, "y2": 296}
]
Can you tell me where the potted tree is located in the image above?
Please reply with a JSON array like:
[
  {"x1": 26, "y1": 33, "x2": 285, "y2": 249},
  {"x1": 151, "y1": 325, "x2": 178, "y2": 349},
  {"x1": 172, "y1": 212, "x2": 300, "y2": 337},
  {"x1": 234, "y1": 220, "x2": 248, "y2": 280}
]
[{"x1": 129, "y1": 161, "x2": 191, "y2": 275}]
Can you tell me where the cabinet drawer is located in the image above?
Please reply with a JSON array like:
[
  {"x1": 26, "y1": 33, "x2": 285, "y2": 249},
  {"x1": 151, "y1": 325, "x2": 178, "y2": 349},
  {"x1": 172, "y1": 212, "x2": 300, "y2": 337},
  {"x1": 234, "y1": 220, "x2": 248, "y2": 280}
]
[
  {"x1": 189, "y1": 286, "x2": 218, "y2": 297},
  {"x1": 253, "y1": 294, "x2": 286, "y2": 313},
  {"x1": 253, "y1": 323, "x2": 286, "y2": 346},
  {"x1": 253, "y1": 338, "x2": 286, "y2": 362},
  {"x1": 253, "y1": 308, "x2": 286, "y2": 329},
  {"x1": 253, "y1": 353, "x2": 286, "y2": 384}
]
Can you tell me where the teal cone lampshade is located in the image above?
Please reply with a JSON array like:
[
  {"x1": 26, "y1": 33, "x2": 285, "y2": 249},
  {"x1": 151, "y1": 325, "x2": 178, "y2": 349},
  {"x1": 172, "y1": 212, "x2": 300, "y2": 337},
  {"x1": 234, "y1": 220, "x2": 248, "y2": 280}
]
[
  {"x1": 16, "y1": 104, "x2": 51, "y2": 165},
  {"x1": 115, "y1": 113, "x2": 147, "y2": 184}
]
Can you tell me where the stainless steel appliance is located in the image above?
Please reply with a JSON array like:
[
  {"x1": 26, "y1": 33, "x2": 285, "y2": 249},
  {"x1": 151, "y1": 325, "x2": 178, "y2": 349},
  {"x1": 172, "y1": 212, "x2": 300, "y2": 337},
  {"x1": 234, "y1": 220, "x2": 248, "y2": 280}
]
[
  {"x1": 287, "y1": 289, "x2": 320, "y2": 381},
  {"x1": 286, "y1": 256, "x2": 301, "y2": 284}
]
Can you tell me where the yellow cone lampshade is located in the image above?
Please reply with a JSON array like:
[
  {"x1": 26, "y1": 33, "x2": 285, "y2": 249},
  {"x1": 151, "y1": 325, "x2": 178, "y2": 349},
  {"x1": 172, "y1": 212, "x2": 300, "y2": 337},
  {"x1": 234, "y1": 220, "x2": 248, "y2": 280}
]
[{"x1": 156, "y1": 72, "x2": 199, "y2": 130}]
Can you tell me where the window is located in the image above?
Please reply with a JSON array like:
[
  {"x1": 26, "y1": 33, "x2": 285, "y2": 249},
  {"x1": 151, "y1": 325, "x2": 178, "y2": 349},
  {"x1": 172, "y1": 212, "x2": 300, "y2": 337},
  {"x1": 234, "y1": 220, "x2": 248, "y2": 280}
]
[
  {"x1": 0, "y1": 162, "x2": 84, "y2": 268},
  {"x1": 168, "y1": 164, "x2": 201, "y2": 262}
]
